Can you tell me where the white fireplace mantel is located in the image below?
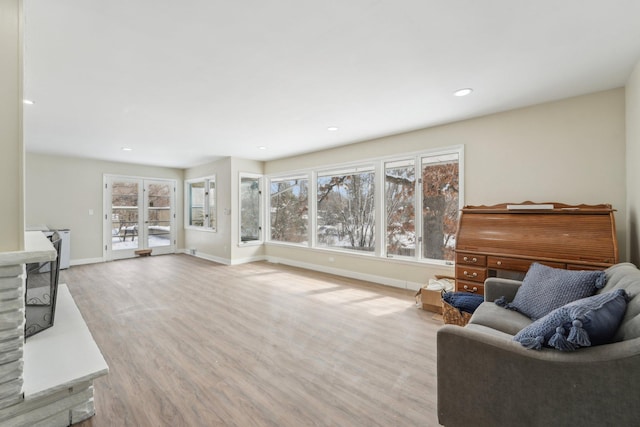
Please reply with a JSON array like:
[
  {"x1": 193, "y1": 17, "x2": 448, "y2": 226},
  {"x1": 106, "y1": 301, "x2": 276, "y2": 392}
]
[
  {"x1": 0, "y1": 231, "x2": 108, "y2": 426},
  {"x1": 0, "y1": 231, "x2": 57, "y2": 267}
]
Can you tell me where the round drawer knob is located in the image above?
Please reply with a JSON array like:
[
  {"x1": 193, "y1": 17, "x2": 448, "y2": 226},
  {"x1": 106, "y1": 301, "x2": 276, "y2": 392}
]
[{"x1": 497, "y1": 261, "x2": 502, "y2": 266}]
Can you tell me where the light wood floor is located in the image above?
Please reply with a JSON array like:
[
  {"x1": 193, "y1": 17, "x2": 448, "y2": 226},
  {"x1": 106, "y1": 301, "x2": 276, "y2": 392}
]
[{"x1": 61, "y1": 254, "x2": 442, "y2": 427}]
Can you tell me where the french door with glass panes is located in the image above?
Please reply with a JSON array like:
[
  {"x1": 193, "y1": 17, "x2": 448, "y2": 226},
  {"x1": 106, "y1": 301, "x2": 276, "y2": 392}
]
[{"x1": 104, "y1": 176, "x2": 176, "y2": 260}]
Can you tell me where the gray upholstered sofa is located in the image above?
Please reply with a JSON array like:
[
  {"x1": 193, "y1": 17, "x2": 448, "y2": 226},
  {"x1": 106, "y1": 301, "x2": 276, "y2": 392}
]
[{"x1": 437, "y1": 262, "x2": 640, "y2": 427}]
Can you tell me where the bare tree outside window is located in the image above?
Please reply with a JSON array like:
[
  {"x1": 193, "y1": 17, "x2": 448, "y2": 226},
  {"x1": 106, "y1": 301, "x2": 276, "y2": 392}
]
[
  {"x1": 317, "y1": 170, "x2": 375, "y2": 252},
  {"x1": 270, "y1": 178, "x2": 308, "y2": 244}
]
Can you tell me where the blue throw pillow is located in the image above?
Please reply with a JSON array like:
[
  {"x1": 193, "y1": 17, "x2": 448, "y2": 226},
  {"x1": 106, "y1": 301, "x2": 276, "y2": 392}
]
[
  {"x1": 497, "y1": 263, "x2": 607, "y2": 320},
  {"x1": 514, "y1": 289, "x2": 629, "y2": 351}
]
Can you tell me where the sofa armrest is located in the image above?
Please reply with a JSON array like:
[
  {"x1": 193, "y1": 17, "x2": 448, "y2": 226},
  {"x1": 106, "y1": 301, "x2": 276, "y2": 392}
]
[
  {"x1": 437, "y1": 325, "x2": 640, "y2": 427},
  {"x1": 483, "y1": 277, "x2": 522, "y2": 302}
]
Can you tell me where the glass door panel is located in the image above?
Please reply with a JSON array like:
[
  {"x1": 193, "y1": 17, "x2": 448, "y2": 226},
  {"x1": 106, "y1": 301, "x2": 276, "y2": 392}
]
[
  {"x1": 111, "y1": 180, "x2": 141, "y2": 253},
  {"x1": 145, "y1": 181, "x2": 173, "y2": 249}
]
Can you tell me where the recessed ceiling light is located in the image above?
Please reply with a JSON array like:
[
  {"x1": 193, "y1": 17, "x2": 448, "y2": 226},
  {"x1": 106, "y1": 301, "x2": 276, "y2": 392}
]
[
  {"x1": 23, "y1": 99, "x2": 35, "y2": 105},
  {"x1": 453, "y1": 88, "x2": 473, "y2": 97},
  {"x1": 258, "y1": 146, "x2": 267, "y2": 150},
  {"x1": 327, "y1": 126, "x2": 339, "y2": 131},
  {"x1": 121, "y1": 147, "x2": 133, "y2": 151}
]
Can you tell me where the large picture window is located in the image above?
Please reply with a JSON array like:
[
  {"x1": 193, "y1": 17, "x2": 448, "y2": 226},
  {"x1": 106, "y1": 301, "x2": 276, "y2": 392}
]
[
  {"x1": 317, "y1": 167, "x2": 375, "y2": 252},
  {"x1": 186, "y1": 176, "x2": 216, "y2": 230},
  {"x1": 269, "y1": 177, "x2": 309, "y2": 244},
  {"x1": 265, "y1": 145, "x2": 463, "y2": 264}
]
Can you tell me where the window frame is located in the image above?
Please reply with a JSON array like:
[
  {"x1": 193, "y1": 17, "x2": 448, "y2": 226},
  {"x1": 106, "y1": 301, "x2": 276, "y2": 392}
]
[
  {"x1": 315, "y1": 164, "x2": 377, "y2": 254},
  {"x1": 239, "y1": 173, "x2": 263, "y2": 246},
  {"x1": 267, "y1": 174, "x2": 310, "y2": 247},
  {"x1": 184, "y1": 175, "x2": 216, "y2": 232}
]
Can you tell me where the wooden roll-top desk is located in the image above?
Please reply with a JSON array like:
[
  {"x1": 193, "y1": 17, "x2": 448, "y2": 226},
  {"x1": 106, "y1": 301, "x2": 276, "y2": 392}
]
[{"x1": 454, "y1": 202, "x2": 619, "y2": 294}]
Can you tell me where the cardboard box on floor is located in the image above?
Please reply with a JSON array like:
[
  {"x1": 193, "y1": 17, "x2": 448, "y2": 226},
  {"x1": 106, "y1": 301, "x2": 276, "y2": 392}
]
[
  {"x1": 415, "y1": 276, "x2": 455, "y2": 314},
  {"x1": 419, "y1": 288, "x2": 443, "y2": 314}
]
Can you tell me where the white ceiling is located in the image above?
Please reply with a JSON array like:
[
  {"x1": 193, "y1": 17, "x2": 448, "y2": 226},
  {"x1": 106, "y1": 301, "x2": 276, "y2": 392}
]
[{"x1": 23, "y1": 0, "x2": 640, "y2": 169}]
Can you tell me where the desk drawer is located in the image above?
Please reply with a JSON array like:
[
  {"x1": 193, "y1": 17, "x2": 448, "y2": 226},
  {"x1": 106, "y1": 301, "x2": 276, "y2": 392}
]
[
  {"x1": 487, "y1": 257, "x2": 565, "y2": 272},
  {"x1": 456, "y1": 252, "x2": 487, "y2": 267},
  {"x1": 456, "y1": 280, "x2": 484, "y2": 295},
  {"x1": 456, "y1": 265, "x2": 487, "y2": 283}
]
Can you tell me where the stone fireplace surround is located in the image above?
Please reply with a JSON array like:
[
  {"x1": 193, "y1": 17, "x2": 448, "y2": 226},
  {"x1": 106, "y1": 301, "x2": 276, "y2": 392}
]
[{"x1": 0, "y1": 232, "x2": 108, "y2": 426}]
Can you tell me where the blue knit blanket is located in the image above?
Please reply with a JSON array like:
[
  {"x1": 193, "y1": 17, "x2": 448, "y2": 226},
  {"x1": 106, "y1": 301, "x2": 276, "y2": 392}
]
[{"x1": 442, "y1": 291, "x2": 485, "y2": 314}]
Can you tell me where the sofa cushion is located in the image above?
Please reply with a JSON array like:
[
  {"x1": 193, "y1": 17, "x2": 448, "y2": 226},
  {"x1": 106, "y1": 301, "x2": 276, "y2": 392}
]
[
  {"x1": 599, "y1": 263, "x2": 640, "y2": 341},
  {"x1": 469, "y1": 302, "x2": 532, "y2": 336},
  {"x1": 514, "y1": 289, "x2": 628, "y2": 351},
  {"x1": 500, "y1": 263, "x2": 606, "y2": 320}
]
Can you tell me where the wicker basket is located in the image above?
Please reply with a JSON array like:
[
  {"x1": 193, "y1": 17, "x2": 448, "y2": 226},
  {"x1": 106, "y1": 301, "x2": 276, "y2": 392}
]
[{"x1": 442, "y1": 300, "x2": 472, "y2": 326}]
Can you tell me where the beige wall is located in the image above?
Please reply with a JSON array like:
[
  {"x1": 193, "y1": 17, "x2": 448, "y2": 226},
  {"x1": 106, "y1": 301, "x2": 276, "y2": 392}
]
[
  {"x1": 183, "y1": 157, "x2": 265, "y2": 264},
  {"x1": 265, "y1": 89, "x2": 627, "y2": 286},
  {"x1": 22, "y1": 87, "x2": 630, "y2": 285},
  {"x1": 25, "y1": 153, "x2": 184, "y2": 263},
  {"x1": 0, "y1": 0, "x2": 23, "y2": 251},
  {"x1": 184, "y1": 157, "x2": 232, "y2": 262},
  {"x1": 627, "y1": 60, "x2": 640, "y2": 267}
]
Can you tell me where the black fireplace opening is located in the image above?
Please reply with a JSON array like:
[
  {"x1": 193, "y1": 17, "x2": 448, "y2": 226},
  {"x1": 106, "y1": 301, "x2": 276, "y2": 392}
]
[{"x1": 25, "y1": 232, "x2": 62, "y2": 339}]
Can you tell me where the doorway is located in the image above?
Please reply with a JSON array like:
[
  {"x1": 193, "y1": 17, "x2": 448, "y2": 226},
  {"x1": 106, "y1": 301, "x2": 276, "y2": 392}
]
[{"x1": 104, "y1": 175, "x2": 176, "y2": 260}]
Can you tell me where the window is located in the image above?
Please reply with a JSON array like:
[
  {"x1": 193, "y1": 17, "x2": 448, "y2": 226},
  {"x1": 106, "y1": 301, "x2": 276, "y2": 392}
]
[
  {"x1": 421, "y1": 152, "x2": 459, "y2": 262},
  {"x1": 269, "y1": 176, "x2": 309, "y2": 244},
  {"x1": 186, "y1": 176, "x2": 216, "y2": 230},
  {"x1": 383, "y1": 151, "x2": 460, "y2": 262},
  {"x1": 316, "y1": 167, "x2": 375, "y2": 252},
  {"x1": 385, "y1": 159, "x2": 416, "y2": 257},
  {"x1": 240, "y1": 174, "x2": 262, "y2": 244}
]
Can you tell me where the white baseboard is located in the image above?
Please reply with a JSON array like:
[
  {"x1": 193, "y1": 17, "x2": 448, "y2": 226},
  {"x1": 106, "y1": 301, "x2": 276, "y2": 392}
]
[
  {"x1": 185, "y1": 250, "x2": 232, "y2": 266},
  {"x1": 229, "y1": 255, "x2": 266, "y2": 266},
  {"x1": 70, "y1": 257, "x2": 104, "y2": 267},
  {"x1": 265, "y1": 256, "x2": 423, "y2": 291}
]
